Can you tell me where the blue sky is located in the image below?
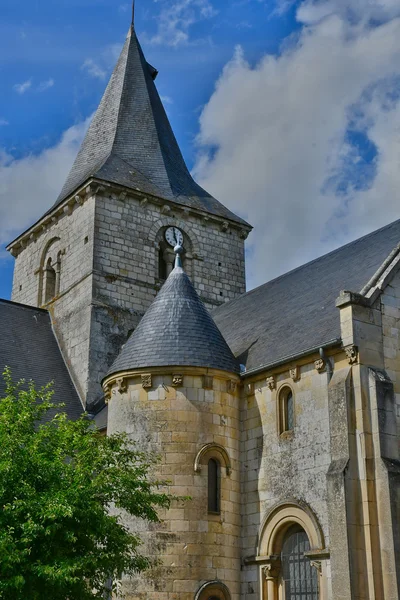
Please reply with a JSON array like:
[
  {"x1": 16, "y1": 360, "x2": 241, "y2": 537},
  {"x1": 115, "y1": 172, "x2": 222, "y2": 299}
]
[{"x1": 2, "y1": 0, "x2": 400, "y2": 299}]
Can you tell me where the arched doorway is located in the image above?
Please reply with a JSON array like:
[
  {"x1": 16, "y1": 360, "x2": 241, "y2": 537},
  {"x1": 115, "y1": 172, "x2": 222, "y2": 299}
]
[{"x1": 257, "y1": 501, "x2": 329, "y2": 600}]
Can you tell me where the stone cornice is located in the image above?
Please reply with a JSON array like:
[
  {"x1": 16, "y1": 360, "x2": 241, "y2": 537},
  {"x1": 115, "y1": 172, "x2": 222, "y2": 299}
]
[{"x1": 7, "y1": 178, "x2": 252, "y2": 258}]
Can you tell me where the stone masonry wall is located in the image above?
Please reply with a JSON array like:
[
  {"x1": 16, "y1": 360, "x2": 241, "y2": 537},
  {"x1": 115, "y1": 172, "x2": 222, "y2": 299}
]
[
  {"x1": 11, "y1": 197, "x2": 96, "y2": 401},
  {"x1": 240, "y1": 357, "x2": 340, "y2": 600},
  {"x1": 106, "y1": 369, "x2": 241, "y2": 600},
  {"x1": 87, "y1": 190, "x2": 247, "y2": 405}
]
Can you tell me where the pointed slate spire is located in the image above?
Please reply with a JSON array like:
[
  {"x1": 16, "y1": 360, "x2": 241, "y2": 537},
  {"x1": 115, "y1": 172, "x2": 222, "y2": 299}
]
[
  {"x1": 107, "y1": 247, "x2": 239, "y2": 376},
  {"x1": 54, "y1": 17, "x2": 248, "y2": 227}
]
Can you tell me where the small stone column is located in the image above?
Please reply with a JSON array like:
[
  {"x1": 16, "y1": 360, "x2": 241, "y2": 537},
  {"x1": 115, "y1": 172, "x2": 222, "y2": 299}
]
[{"x1": 261, "y1": 559, "x2": 280, "y2": 600}]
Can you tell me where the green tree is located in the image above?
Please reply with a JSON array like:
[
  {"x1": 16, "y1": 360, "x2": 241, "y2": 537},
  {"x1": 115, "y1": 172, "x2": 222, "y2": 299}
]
[{"x1": 0, "y1": 368, "x2": 170, "y2": 599}]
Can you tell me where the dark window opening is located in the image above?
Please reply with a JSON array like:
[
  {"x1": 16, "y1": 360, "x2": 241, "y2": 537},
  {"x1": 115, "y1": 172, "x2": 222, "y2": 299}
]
[
  {"x1": 158, "y1": 247, "x2": 168, "y2": 280},
  {"x1": 280, "y1": 388, "x2": 294, "y2": 434},
  {"x1": 44, "y1": 258, "x2": 56, "y2": 303},
  {"x1": 208, "y1": 458, "x2": 221, "y2": 514},
  {"x1": 281, "y1": 526, "x2": 319, "y2": 600}
]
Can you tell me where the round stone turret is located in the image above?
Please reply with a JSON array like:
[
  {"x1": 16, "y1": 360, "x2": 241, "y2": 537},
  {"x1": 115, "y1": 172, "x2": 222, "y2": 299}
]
[{"x1": 103, "y1": 249, "x2": 241, "y2": 600}]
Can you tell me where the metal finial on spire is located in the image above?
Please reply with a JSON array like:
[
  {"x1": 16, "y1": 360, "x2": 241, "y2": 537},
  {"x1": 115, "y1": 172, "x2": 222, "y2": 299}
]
[
  {"x1": 174, "y1": 244, "x2": 184, "y2": 269},
  {"x1": 131, "y1": 0, "x2": 135, "y2": 27}
]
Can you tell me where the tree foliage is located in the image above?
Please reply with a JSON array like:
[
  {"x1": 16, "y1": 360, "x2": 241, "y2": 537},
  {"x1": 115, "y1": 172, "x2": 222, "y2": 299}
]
[{"x1": 0, "y1": 368, "x2": 170, "y2": 599}]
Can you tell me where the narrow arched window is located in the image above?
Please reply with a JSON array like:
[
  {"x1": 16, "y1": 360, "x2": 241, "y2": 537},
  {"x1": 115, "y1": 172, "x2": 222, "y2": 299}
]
[
  {"x1": 279, "y1": 387, "x2": 294, "y2": 434},
  {"x1": 44, "y1": 257, "x2": 56, "y2": 303},
  {"x1": 281, "y1": 525, "x2": 319, "y2": 599},
  {"x1": 208, "y1": 458, "x2": 221, "y2": 514}
]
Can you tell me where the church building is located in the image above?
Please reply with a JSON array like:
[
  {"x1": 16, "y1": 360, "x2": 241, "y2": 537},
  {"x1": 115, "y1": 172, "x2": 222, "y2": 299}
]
[{"x1": 1, "y1": 7, "x2": 400, "y2": 600}]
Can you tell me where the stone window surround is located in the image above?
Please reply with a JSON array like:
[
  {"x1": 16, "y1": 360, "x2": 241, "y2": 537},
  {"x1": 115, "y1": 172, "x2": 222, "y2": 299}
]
[{"x1": 276, "y1": 383, "x2": 295, "y2": 437}]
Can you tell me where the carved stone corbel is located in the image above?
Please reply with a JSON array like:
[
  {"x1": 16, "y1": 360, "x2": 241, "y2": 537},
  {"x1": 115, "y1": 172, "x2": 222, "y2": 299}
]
[
  {"x1": 203, "y1": 375, "x2": 213, "y2": 390},
  {"x1": 290, "y1": 366, "x2": 300, "y2": 382},
  {"x1": 221, "y1": 221, "x2": 229, "y2": 232},
  {"x1": 266, "y1": 376, "x2": 276, "y2": 390},
  {"x1": 227, "y1": 380, "x2": 237, "y2": 394},
  {"x1": 246, "y1": 382, "x2": 255, "y2": 396},
  {"x1": 240, "y1": 229, "x2": 249, "y2": 240},
  {"x1": 103, "y1": 383, "x2": 112, "y2": 403},
  {"x1": 141, "y1": 374, "x2": 152, "y2": 389},
  {"x1": 345, "y1": 344, "x2": 358, "y2": 365},
  {"x1": 172, "y1": 374, "x2": 183, "y2": 387},
  {"x1": 314, "y1": 358, "x2": 326, "y2": 373},
  {"x1": 116, "y1": 377, "x2": 127, "y2": 394}
]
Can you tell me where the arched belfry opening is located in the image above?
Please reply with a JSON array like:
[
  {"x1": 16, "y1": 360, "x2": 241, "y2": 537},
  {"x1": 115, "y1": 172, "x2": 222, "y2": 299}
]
[
  {"x1": 38, "y1": 237, "x2": 63, "y2": 306},
  {"x1": 44, "y1": 258, "x2": 56, "y2": 304}
]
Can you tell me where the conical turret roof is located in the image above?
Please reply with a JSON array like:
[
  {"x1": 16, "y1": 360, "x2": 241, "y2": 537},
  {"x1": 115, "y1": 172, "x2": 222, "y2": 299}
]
[
  {"x1": 55, "y1": 24, "x2": 248, "y2": 227},
  {"x1": 107, "y1": 261, "x2": 239, "y2": 377}
]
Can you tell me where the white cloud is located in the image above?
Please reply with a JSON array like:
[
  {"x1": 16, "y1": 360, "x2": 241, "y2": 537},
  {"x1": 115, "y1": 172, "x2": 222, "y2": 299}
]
[
  {"x1": 81, "y1": 58, "x2": 107, "y2": 80},
  {"x1": 37, "y1": 78, "x2": 55, "y2": 92},
  {"x1": 13, "y1": 79, "x2": 32, "y2": 94},
  {"x1": 0, "y1": 119, "x2": 9, "y2": 127},
  {"x1": 81, "y1": 44, "x2": 123, "y2": 80},
  {"x1": 194, "y1": 1, "x2": 400, "y2": 288},
  {"x1": 0, "y1": 118, "x2": 91, "y2": 250},
  {"x1": 146, "y1": 0, "x2": 217, "y2": 46}
]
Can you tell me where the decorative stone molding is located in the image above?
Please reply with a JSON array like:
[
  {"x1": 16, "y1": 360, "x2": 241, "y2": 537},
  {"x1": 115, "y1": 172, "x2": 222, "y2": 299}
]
[
  {"x1": 227, "y1": 380, "x2": 237, "y2": 394},
  {"x1": 290, "y1": 366, "x2": 300, "y2": 382},
  {"x1": 181, "y1": 207, "x2": 190, "y2": 219},
  {"x1": 314, "y1": 358, "x2": 326, "y2": 373},
  {"x1": 172, "y1": 374, "x2": 183, "y2": 387},
  {"x1": 262, "y1": 558, "x2": 281, "y2": 581},
  {"x1": 310, "y1": 560, "x2": 322, "y2": 574},
  {"x1": 345, "y1": 344, "x2": 358, "y2": 365},
  {"x1": 140, "y1": 198, "x2": 148, "y2": 208},
  {"x1": 203, "y1": 375, "x2": 213, "y2": 390},
  {"x1": 266, "y1": 376, "x2": 276, "y2": 390},
  {"x1": 221, "y1": 221, "x2": 229, "y2": 232},
  {"x1": 240, "y1": 229, "x2": 249, "y2": 240},
  {"x1": 116, "y1": 377, "x2": 127, "y2": 394},
  {"x1": 74, "y1": 194, "x2": 83, "y2": 206},
  {"x1": 119, "y1": 191, "x2": 127, "y2": 201},
  {"x1": 194, "y1": 443, "x2": 232, "y2": 475},
  {"x1": 161, "y1": 204, "x2": 171, "y2": 215},
  {"x1": 141, "y1": 373, "x2": 152, "y2": 389},
  {"x1": 103, "y1": 383, "x2": 112, "y2": 403},
  {"x1": 63, "y1": 204, "x2": 73, "y2": 216}
]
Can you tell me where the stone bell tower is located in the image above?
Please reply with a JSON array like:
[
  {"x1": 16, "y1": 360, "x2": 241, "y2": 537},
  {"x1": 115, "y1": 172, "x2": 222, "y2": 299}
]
[
  {"x1": 103, "y1": 245, "x2": 241, "y2": 600},
  {"x1": 7, "y1": 5, "x2": 252, "y2": 411}
]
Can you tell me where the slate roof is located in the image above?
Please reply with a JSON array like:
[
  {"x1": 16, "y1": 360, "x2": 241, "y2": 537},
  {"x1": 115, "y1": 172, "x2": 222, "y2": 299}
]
[
  {"x1": 55, "y1": 25, "x2": 248, "y2": 228},
  {"x1": 107, "y1": 265, "x2": 239, "y2": 376},
  {"x1": 0, "y1": 300, "x2": 83, "y2": 421},
  {"x1": 213, "y1": 218, "x2": 400, "y2": 374}
]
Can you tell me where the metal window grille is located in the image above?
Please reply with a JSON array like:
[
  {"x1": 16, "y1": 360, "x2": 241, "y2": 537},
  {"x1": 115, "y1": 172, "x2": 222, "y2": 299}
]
[{"x1": 281, "y1": 528, "x2": 319, "y2": 600}]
